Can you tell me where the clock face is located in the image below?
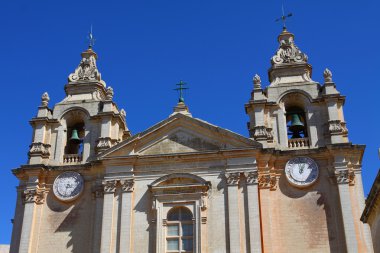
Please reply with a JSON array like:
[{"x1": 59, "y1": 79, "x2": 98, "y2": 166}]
[
  {"x1": 285, "y1": 157, "x2": 319, "y2": 188},
  {"x1": 53, "y1": 171, "x2": 84, "y2": 202}
]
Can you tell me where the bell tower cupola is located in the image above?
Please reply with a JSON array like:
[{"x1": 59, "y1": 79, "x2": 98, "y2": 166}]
[
  {"x1": 245, "y1": 28, "x2": 349, "y2": 150},
  {"x1": 27, "y1": 42, "x2": 131, "y2": 166}
]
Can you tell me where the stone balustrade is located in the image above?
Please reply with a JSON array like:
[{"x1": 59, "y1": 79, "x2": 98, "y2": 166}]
[
  {"x1": 63, "y1": 154, "x2": 82, "y2": 164},
  {"x1": 288, "y1": 138, "x2": 309, "y2": 149}
]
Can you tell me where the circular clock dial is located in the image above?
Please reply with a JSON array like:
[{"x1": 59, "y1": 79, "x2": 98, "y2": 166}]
[
  {"x1": 53, "y1": 171, "x2": 84, "y2": 202},
  {"x1": 285, "y1": 157, "x2": 319, "y2": 188}
]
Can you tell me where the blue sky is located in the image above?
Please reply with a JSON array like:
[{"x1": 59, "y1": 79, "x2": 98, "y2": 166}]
[{"x1": 0, "y1": 0, "x2": 379, "y2": 244}]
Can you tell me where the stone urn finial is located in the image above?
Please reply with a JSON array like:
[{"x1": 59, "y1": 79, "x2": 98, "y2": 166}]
[
  {"x1": 323, "y1": 68, "x2": 333, "y2": 83},
  {"x1": 120, "y1": 108, "x2": 126, "y2": 118},
  {"x1": 253, "y1": 74, "x2": 262, "y2": 89},
  {"x1": 106, "y1": 86, "x2": 114, "y2": 100},
  {"x1": 41, "y1": 92, "x2": 50, "y2": 107}
]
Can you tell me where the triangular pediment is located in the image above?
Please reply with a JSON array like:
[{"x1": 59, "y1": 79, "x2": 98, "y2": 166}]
[{"x1": 100, "y1": 113, "x2": 261, "y2": 158}]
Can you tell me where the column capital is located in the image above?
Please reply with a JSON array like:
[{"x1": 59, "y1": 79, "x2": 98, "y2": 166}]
[
  {"x1": 23, "y1": 188, "x2": 45, "y2": 204},
  {"x1": 102, "y1": 180, "x2": 118, "y2": 193},
  {"x1": 225, "y1": 172, "x2": 240, "y2": 186},
  {"x1": 258, "y1": 174, "x2": 277, "y2": 190},
  {"x1": 335, "y1": 169, "x2": 355, "y2": 185},
  {"x1": 244, "y1": 171, "x2": 259, "y2": 185},
  {"x1": 121, "y1": 179, "x2": 134, "y2": 192}
]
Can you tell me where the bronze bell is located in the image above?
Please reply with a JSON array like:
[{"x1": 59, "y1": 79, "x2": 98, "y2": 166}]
[
  {"x1": 288, "y1": 114, "x2": 304, "y2": 138},
  {"x1": 70, "y1": 129, "x2": 81, "y2": 144}
]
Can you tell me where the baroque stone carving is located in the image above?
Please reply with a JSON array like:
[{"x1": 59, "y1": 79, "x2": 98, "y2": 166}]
[
  {"x1": 335, "y1": 170, "x2": 355, "y2": 185},
  {"x1": 271, "y1": 31, "x2": 308, "y2": 65},
  {"x1": 68, "y1": 48, "x2": 102, "y2": 82},
  {"x1": 28, "y1": 142, "x2": 51, "y2": 158},
  {"x1": 252, "y1": 126, "x2": 273, "y2": 141},
  {"x1": 23, "y1": 188, "x2": 45, "y2": 204},
  {"x1": 102, "y1": 180, "x2": 118, "y2": 193},
  {"x1": 328, "y1": 120, "x2": 348, "y2": 136},
  {"x1": 225, "y1": 172, "x2": 240, "y2": 185},
  {"x1": 121, "y1": 179, "x2": 134, "y2": 192},
  {"x1": 96, "y1": 137, "x2": 112, "y2": 152},
  {"x1": 120, "y1": 108, "x2": 126, "y2": 118},
  {"x1": 41, "y1": 92, "x2": 50, "y2": 107},
  {"x1": 245, "y1": 171, "x2": 259, "y2": 185},
  {"x1": 258, "y1": 174, "x2": 277, "y2": 190},
  {"x1": 253, "y1": 74, "x2": 262, "y2": 89},
  {"x1": 323, "y1": 68, "x2": 333, "y2": 83},
  {"x1": 106, "y1": 86, "x2": 114, "y2": 100}
]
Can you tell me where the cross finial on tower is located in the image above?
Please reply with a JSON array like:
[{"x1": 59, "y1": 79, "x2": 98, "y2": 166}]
[
  {"x1": 174, "y1": 80, "x2": 189, "y2": 103},
  {"x1": 275, "y1": 4, "x2": 293, "y2": 31},
  {"x1": 87, "y1": 25, "x2": 96, "y2": 48}
]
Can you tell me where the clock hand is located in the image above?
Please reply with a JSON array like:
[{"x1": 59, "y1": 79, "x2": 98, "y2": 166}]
[{"x1": 299, "y1": 164, "x2": 305, "y2": 174}]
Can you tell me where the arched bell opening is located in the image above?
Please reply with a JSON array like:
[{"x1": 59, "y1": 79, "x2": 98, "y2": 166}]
[
  {"x1": 65, "y1": 122, "x2": 85, "y2": 155},
  {"x1": 286, "y1": 106, "x2": 308, "y2": 139},
  {"x1": 60, "y1": 108, "x2": 90, "y2": 163}
]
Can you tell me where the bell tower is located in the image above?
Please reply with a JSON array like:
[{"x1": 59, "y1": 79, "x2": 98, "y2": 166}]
[
  {"x1": 28, "y1": 45, "x2": 130, "y2": 165},
  {"x1": 245, "y1": 28, "x2": 348, "y2": 150}
]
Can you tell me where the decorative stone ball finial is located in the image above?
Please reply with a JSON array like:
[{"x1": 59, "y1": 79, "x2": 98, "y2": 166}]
[
  {"x1": 106, "y1": 86, "x2": 114, "y2": 100},
  {"x1": 120, "y1": 109, "x2": 126, "y2": 118},
  {"x1": 41, "y1": 92, "x2": 50, "y2": 107},
  {"x1": 253, "y1": 74, "x2": 262, "y2": 89},
  {"x1": 323, "y1": 68, "x2": 333, "y2": 83}
]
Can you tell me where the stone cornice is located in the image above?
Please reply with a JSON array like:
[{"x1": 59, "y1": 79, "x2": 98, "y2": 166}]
[{"x1": 361, "y1": 169, "x2": 380, "y2": 223}]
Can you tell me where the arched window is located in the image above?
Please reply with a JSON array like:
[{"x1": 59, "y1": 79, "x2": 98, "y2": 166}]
[{"x1": 166, "y1": 207, "x2": 194, "y2": 253}]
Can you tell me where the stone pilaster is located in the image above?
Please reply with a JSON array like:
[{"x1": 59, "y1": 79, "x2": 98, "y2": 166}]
[
  {"x1": 244, "y1": 171, "x2": 262, "y2": 253},
  {"x1": 225, "y1": 172, "x2": 242, "y2": 253},
  {"x1": 100, "y1": 180, "x2": 117, "y2": 253},
  {"x1": 92, "y1": 186, "x2": 104, "y2": 253},
  {"x1": 334, "y1": 158, "x2": 358, "y2": 253},
  {"x1": 19, "y1": 181, "x2": 45, "y2": 253},
  {"x1": 119, "y1": 179, "x2": 134, "y2": 253}
]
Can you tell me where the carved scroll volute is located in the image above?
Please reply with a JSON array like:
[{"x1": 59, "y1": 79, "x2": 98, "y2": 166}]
[
  {"x1": 121, "y1": 179, "x2": 135, "y2": 192},
  {"x1": 258, "y1": 174, "x2": 277, "y2": 190},
  {"x1": 23, "y1": 188, "x2": 45, "y2": 205},
  {"x1": 102, "y1": 180, "x2": 118, "y2": 193},
  {"x1": 245, "y1": 171, "x2": 259, "y2": 185},
  {"x1": 335, "y1": 169, "x2": 355, "y2": 185},
  {"x1": 225, "y1": 172, "x2": 240, "y2": 186}
]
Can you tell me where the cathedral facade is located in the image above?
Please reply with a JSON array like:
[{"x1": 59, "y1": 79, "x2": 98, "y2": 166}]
[{"x1": 10, "y1": 29, "x2": 374, "y2": 253}]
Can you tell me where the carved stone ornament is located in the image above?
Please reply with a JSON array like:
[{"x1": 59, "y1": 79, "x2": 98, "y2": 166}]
[
  {"x1": 226, "y1": 172, "x2": 240, "y2": 185},
  {"x1": 96, "y1": 137, "x2": 112, "y2": 152},
  {"x1": 29, "y1": 142, "x2": 51, "y2": 158},
  {"x1": 335, "y1": 169, "x2": 355, "y2": 185},
  {"x1": 253, "y1": 126, "x2": 273, "y2": 141},
  {"x1": 245, "y1": 171, "x2": 259, "y2": 185},
  {"x1": 106, "y1": 86, "x2": 114, "y2": 100},
  {"x1": 253, "y1": 74, "x2": 262, "y2": 89},
  {"x1": 271, "y1": 30, "x2": 308, "y2": 65},
  {"x1": 328, "y1": 120, "x2": 348, "y2": 136},
  {"x1": 120, "y1": 108, "x2": 126, "y2": 118},
  {"x1": 68, "y1": 48, "x2": 102, "y2": 83},
  {"x1": 121, "y1": 179, "x2": 134, "y2": 192},
  {"x1": 323, "y1": 68, "x2": 333, "y2": 83},
  {"x1": 103, "y1": 180, "x2": 118, "y2": 193},
  {"x1": 23, "y1": 188, "x2": 45, "y2": 204},
  {"x1": 258, "y1": 174, "x2": 277, "y2": 190},
  {"x1": 41, "y1": 92, "x2": 50, "y2": 107}
]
